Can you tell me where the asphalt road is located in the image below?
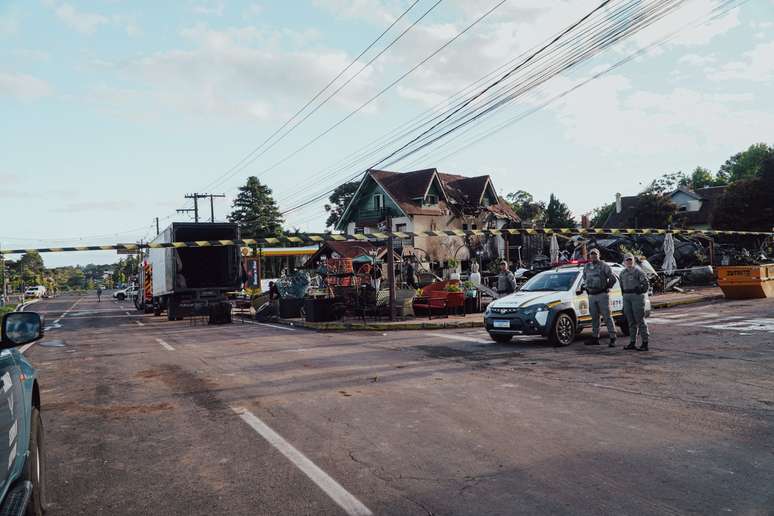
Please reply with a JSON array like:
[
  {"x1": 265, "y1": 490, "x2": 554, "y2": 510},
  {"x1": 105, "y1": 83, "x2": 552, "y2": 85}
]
[{"x1": 23, "y1": 294, "x2": 774, "y2": 515}]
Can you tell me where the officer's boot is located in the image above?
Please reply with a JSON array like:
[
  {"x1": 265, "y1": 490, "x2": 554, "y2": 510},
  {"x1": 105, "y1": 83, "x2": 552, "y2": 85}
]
[
  {"x1": 637, "y1": 341, "x2": 649, "y2": 351},
  {"x1": 624, "y1": 341, "x2": 637, "y2": 350},
  {"x1": 608, "y1": 337, "x2": 616, "y2": 348}
]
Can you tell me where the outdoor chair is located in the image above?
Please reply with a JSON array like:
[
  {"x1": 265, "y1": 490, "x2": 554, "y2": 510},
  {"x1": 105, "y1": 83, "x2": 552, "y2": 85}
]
[{"x1": 413, "y1": 292, "x2": 449, "y2": 320}]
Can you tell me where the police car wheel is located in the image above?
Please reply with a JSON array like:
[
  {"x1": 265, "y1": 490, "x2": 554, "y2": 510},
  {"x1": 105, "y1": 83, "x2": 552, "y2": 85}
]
[
  {"x1": 549, "y1": 312, "x2": 575, "y2": 347},
  {"x1": 22, "y1": 407, "x2": 47, "y2": 516}
]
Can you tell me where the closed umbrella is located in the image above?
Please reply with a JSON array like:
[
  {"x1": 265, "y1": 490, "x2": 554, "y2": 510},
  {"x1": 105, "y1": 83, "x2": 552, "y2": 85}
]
[
  {"x1": 662, "y1": 233, "x2": 677, "y2": 276},
  {"x1": 549, "y1": 235, "x2": 560, "y2": 265}
]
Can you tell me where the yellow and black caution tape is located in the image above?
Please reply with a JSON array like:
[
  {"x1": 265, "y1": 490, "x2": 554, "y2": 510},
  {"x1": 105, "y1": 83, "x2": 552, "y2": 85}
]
[{"x1": 1, "y1": 227, "x2": 771, "y2": 255}]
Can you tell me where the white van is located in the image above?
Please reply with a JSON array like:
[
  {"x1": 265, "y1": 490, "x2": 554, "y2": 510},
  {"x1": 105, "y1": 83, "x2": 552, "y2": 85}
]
[{"x1": 24, "y1": 286, "x2": 47, "y2": 298}]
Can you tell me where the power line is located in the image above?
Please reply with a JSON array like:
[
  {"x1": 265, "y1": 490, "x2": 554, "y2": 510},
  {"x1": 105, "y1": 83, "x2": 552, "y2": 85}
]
[
  {"x1": 192, "y1": 0, "x2": 428, "y2": 200},
  {"x1": 278, "y1": 0, "x2": 705, "y2": 216},
  {"x1": 226, "y1": 0, "x2": 507, "y2": 191}
]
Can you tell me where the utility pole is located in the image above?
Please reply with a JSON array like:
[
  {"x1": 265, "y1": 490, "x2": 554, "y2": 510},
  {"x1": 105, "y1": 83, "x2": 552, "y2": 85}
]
[
  {"x1": 207, "y1": 194, "x2": 225, "y2": 222},
  {"x1": 386, "y1": 214, "x2": 396, "y2": 321},
  {"x1": 180, "y1": 193, "x2": 225, "y2": 223},
  {"x1": 155, "y1": 217, "x2": 160, "y2": 236}
]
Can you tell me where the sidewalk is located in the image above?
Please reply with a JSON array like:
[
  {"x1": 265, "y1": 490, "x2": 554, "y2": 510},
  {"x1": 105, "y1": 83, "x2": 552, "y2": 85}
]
[{"x1": 276, "y1": 286, "x2": 725, "y2": 332}]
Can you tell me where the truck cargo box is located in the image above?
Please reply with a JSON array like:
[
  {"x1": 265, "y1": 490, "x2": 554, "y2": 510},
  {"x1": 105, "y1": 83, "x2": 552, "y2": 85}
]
[{"x1": 149, "y1": 223, "x2": 241, "y2": 298}]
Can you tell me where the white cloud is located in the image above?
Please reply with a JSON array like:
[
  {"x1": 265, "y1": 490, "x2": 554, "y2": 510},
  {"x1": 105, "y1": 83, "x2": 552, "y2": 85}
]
[
  {"x1": 711, "y1": 40, "x2": 774, "y2": 82},
  {"x1": 52, "y1": 201, "x2": 134, "y2": 213},
  {"x1": 678, "y1": 53, "x2": 715, "y2": 66},
  {"x1": 192, "y1": 1, "x2": 225, "y2": 16},
  {"x1": 312, "y1": 0, "x2": 396, "y2": 24},
  {"x1": 552, "y1": 74, "x2": 772, "y2": 156},
  {"x1": 95, "y1": 24, "x2": 376, "y2": 121},
  {"x1": 0, "y1": 8, "x2": 20, "y2": 36},
  {"x1": 0, "y1": 72, "x2": 53, "y2": 100},
  {"x1": 48, "y1": 2, "x2": 109, "y2": 34},
  {"x1": 243, "y1": 3, "x2": 264, "y2": 18}
]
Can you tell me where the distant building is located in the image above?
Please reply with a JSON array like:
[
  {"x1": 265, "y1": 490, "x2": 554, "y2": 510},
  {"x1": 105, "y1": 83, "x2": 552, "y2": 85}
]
[
  {"x1": 335, "y1": 168, "x2": 519, "y2": 263},
  {"x1": 604, "y1": 186, "x2": 727, "y2": 230}
]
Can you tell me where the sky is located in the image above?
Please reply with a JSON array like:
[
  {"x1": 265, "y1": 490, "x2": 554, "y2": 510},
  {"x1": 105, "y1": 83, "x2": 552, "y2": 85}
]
[{"x1": 1, "y1": 0, "x2": 773, "y2": 267}]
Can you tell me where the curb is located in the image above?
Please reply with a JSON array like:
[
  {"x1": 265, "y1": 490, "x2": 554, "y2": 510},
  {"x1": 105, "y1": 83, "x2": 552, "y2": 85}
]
[
  {"x1": 269, "y1": 293, "x2": 725, "y2": 332},
  {"x1": 650, "y1": 294, "x2": 724, "y2": 310},
  {"x1": 16, "y1": 299, "x2": 40, "y2": 312},
  {"x1": 275, "y1": 318, "x2": 484, "y2": 332}
]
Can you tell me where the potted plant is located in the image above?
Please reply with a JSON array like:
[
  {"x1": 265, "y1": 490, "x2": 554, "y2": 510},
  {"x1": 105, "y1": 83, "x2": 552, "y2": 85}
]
[
  {"x1": 445, "y1": 283, "x2": 465, "y2": 314},
  {"x1": 447, "y1": 258, "x2": 460, "y2": 280}
]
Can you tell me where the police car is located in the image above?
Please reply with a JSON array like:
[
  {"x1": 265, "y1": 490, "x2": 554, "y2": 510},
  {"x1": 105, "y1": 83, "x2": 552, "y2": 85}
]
[{"x1": 484, "y1": 262, "x2": 651, "y2": 346}]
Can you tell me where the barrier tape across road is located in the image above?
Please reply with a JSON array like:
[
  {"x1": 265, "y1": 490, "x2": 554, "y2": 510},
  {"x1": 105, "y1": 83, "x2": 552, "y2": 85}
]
[{"x1": 1, "y1": 227, "x2": 772, "y2": 255}]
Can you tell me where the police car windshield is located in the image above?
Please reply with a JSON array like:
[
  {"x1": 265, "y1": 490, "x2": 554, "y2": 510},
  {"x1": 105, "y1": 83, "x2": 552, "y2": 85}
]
[{"x1": 520, "y1": 271, "x2": 578, "y2": 292}]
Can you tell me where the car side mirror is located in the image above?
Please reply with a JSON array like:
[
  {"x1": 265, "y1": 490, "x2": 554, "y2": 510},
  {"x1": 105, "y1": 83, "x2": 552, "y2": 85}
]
[
  {"x1": 576, "y1": 286, "x2": 585, "y2": 295},
  {"x1": 1, "y1": 312, "x2": 44, "y2": 348}
]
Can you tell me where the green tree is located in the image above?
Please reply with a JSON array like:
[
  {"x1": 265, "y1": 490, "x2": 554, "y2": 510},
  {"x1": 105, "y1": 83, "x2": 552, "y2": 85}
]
[
  {"x1": 717, "y1": 143, "x2": 774, "y2": 183},
  {"x1": 66, "y1": 268, "x2": 85, "y2": 289},
  {"x1": 713, "y1": 156, "x2": 774, "y2": 231},
  {"x1": 324, "y1": 181, "x2": 360, "y2": 229},
  {"x1": 544, "y1": 194, "x2": 576, "y2": 228},
  {"x1": 505, "y1": 190, "x2": 545, "y2": 223},
  {"x1": 622, "y1": 194, "x2": 677, "y2": 228},
  {"x1": 590, "y1": 202, "x2": 615, "y2": 227},
  {"x1": 642, "y1": 171, "x2": 690, "y2": 194},
  {"x1": 688, "y1": 166, "x2": 722, "y2": 189},
  {"x1": 228, "y1": 176, "x2": 284, "y2": 239}
]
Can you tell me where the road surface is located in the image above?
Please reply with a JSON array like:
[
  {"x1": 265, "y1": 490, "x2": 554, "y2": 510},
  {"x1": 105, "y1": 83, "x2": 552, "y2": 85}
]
[{"x1": 24, "y1": 294, "x2": 774, "y2": 515}]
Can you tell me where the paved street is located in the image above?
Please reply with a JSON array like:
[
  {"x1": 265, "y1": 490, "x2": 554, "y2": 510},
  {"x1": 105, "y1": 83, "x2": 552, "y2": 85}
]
[{"x1": 25, "y1": 294, "x2": 774, "y2": 515}]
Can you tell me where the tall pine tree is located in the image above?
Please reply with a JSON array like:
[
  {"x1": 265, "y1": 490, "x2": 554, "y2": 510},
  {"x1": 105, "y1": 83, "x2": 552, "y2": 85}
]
[
  {"x1": 228, "y1": 176, "x2": 284, "y2": 239},
  {"x1": 545, "y1": 194, "x2": 576, "y2": 228}
]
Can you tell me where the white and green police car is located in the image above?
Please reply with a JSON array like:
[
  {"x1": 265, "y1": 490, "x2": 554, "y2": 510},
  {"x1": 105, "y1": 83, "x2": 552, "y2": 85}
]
[{"x1": 484, "y1": 263, "x2": 651, "y2": 346}]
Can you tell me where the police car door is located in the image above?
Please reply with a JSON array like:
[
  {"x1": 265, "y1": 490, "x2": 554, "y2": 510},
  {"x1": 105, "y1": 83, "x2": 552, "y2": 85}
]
[
  {"x1": 609, "y1": 271, "x2": 624, "y2": 314},
  {"x1": 572, "y1": 271, "x2": 590, "y2": 318},
  {"x1": 0, "y1": 348, "x2": 23, "y2": 493}
]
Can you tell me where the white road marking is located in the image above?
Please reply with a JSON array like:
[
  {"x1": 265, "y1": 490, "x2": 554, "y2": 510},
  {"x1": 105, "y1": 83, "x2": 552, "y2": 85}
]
[
  {"x1": 231, "y1": 406, "x2": 372, "y2": 516},
  {"x1": 135, "y1": 320, "x2": 145, "y2": 327},
  {"x1": 22, "y1": 297, "x2": 84, "y2": 354},
  {"x1": 679, "y1": 316, "x2": 746, "y2": 327},
  {"x1": 243, "y1": 320, "x2": 297, "y2": 331},
  {"x1": 155, "y1": 338, "x2": 175, "y2": 351},
  {"x1": 658, "y1": 311, "x2": 721, "y2": 320},
  {"x1": 706, "y1": 318, "x2": 774, "y2": 332},
  {"x1": 648, "y1": 316, "x2": 744, "y2": 326},
  {"x1": 425, "y1": 332, "x2": 491, "y2": 344}
]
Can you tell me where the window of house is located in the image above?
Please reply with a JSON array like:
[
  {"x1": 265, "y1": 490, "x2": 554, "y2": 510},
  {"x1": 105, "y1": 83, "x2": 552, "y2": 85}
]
[
  {"x1": 354, "y1": 227, "x2": 366, "y2": 234},
  {"x1": 396, "y1": 223, "x2": 407, "y2": 233},
  {"x1": 425, "y1": 194, "x2": 438, "y2": 206},
  {"x1": 462, "y1": 224, "x2": 468, "y2": 231},
  {"x1": 472, "y1": 224, "x2": 477, "y2": 230},
  {"x1": 373, "y1": 194, "x2": 384, "y2": 210}
]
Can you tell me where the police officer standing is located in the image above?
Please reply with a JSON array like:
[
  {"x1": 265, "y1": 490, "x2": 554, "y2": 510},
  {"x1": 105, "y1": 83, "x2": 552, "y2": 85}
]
[
  {"x1": 620, "y1": 253, "x2": 650, "y2": 351},
  {"x1": 496, "y1": 260, "x2": 516, "y2": 296},
  {"x1": 583, "y1": 249, "x2": 617, "y2": 346}
]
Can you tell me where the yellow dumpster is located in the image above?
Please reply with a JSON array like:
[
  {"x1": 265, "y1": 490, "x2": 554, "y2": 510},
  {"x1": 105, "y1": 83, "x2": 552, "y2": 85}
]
[{"x1": 716, "y1": 264, "x2": 774, "y2": 299}]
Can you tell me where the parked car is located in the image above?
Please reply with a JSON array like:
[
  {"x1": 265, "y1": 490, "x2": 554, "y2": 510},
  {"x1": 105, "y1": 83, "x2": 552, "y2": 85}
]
[
  {"x1": 0, "y1": 311, "x2": 47, "y2": 515},
  {"x1": 113, "y1": 285, "x2": 138, "y2": 301},
  {"x1": 23, "y1": 287, "x2": 46, "y2": 299},
  {"x1": 484, "y1": 263, "x2": 650, "y2": 346}
]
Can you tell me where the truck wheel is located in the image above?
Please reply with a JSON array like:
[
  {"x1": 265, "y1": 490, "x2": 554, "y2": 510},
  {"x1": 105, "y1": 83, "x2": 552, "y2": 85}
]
[
  {"x1": 489, "y1": 333, "x2": 512, "y2": 343},
  {"x1": 153, "y1": 303, "x2": 161, "y2": 317},
  {"x1": 117, "y1": 293, "x2": 125, "y2": 301},
  {"x1": 167, "y1": 299, "x2": 178, "y2": 321},
  {"x1": 549, "y1": 312, "x2": 576, "y2": 347},
  {"x1": 22, "y1": 407, "x2": 47, "y2": 516}
]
